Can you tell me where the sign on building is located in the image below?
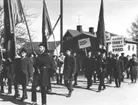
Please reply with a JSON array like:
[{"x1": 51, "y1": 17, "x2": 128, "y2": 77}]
[
  {"x1": 111, "y1": 36, "x2": 124, "y2": 52},
  {"x1": 106, "y1": 32, "x2": 111, "y2": 43},
  {"x1": 78, "y1": 38, "x2": 91, "y2": 49}
]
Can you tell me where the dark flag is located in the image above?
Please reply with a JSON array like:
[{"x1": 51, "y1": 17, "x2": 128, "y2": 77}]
[
  {"x1": 42, "y1": 0, "x2": 53, "y2": 50},
  {"x1": 11, "y1": 0, "x2": 24, "y2": 25},
  {"x1": 97, "y1": 0, "x2": 106, "y2": 52},
  {"x1": 3, "y1": 0, "x2": 16, "y2": 60}
]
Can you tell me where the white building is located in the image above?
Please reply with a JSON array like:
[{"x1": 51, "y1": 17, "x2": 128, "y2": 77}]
[{"x1": 106, "y1": 32, "x2": 137, "y2": 56}]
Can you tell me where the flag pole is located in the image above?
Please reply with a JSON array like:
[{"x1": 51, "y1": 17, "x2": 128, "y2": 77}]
[
  {"x1": 20, "y1": 2, "x2": 34, "y2": 52},
  {"x1": 60, "y1": 0, "x2": 63, "y2": 51},
  {"x1": 48, "y1": 15, "x2": 61, "y2": 40},
  {"x1": 48, "y1": 15, "x2": 61, "y2": 56},
  {"x1": 9, "y1": 0, "x2": 18, "y2": 57}
]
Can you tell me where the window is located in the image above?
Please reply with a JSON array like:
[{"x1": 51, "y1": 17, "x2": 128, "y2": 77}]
[
  {"x1": 132, "y1": 45, "x2": 134, "y2": 51},
  {"x1": 128, "y1": 45, "x2": 130, "y2": 51}
]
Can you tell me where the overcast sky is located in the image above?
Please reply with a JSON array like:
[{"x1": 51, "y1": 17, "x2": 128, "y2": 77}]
[{"x1": 1, "y1": 0, "x2": 138, "y2": 41}]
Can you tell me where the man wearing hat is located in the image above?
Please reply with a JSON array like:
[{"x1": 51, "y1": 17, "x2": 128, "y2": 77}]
[
  {"x1": 31, "y1": 43, "x2": 56, "y2": 105},
  {"x1": 63, "y1": 49, "x2": 76, "y2": 97},
  {"x1": 13, "y1": 48, "x2": 33, "y2": 101}
]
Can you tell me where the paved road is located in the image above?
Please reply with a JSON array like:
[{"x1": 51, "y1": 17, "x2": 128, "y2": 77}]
[{"x1": 0, "y1": 76, "x2": 138, "y2": 105}]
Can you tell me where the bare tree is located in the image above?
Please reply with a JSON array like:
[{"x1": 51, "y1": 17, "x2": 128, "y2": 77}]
[
  {"x1": 128, "y1": 16, "x2": 138, "y2": 41},
  {"x1": 0, "y1": 5, "x2": 38, "y2": 47}
]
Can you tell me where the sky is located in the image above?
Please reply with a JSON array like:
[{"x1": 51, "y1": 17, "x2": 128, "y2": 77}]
[{"x1": 1, "y1": 0, "x2": 138, "y2": 42}]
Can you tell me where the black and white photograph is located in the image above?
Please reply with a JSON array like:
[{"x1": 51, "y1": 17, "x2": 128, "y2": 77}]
[{"x1": 0, "y1": 0, "x2": 138, "y2": 105}]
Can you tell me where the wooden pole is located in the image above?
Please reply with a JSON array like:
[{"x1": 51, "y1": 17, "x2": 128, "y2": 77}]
[
  {"x1": 60, "y1": 0, "x2": 63, "y2": 51},
  {"x1": 20, "y1": 1, "x2": 34, "y2": 52},
  {"x1": 48, "y1": 15, "x2": 61, "y2": 40},
  {"x1": 85, "y1": 48, "x2": 87, "y2": 56}
]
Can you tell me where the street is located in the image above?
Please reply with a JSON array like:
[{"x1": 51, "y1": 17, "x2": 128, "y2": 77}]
[{"x1": 0, "y1": 76, "x2": 138, "y2": 105}]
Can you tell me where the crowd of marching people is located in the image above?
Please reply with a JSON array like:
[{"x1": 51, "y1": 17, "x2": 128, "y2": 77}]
[{"x1": 0, "y1": 43, "x2": 138, "y2": 105}]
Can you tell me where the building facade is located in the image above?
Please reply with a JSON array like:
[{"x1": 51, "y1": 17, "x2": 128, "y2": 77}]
[{"x1": 106, "y1": 32, "x2": 137, "y2": 56}]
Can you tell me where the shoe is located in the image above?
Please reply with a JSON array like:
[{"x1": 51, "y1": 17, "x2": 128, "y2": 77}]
[
  {"x1": 47, "y1": 89, "x2": 52, "y2": 94},
  {"x1": 73, "y1": 82, "x2": 77, "y2": 86},
  {"x1": 66, "y1": 89, "x2": 74, "y2": 98},
  {"x1": 20, "y1": 96, "x2": 28, "y2": 101},
  {"x1": 97, "y1": 90, "x2": 101, "y2": 92},
  {"x1": 103, "y1": 85, "x2": 106, "y2": 90},
  {"x1": 0, "y1": 90, "x2": 4, "y2": 93},
  {"x1": 8, "y1": 91, "x2": 12, "y2": 94},
  {"x1": 66, "y1": 93, "x2": 71, "y2": 97},
  {"x1": 86, "y1": 86, "x2": 90, "y2": 90},
  {"x1": 31, "y1": 102, "x2": 38, "y2": 105},
  {"x1": 13, "y1": 94, "x2": 20, "y2": 98}
]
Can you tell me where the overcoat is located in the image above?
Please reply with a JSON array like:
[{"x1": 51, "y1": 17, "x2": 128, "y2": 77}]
[
  {"x1": 128, "y1": 58, "x2": 138, "y2": 76},
  {"x1": 63, "y1": 55, "x2": 76, "y2": 80},
  {"x1": 84, "y1": 56, "x2": 95, "y2": 78},
  {"x1": 74, "y1": 55, "x2": 82, "y2": 74},
  {"x1": 106, "y1": 57, "x2": 114, "y2": 77},
  {"x1": 13, "y1": 57, "x2": 33, "y2": 85},
  {"x1": 97, "y1": 57, "x2": 107, "y2": 85},
  {"x1": 33, "y1": 52, "x2": 55, "y2": 86},
  {"x1": 114, "y1": 58, "x2": 124, "y2": 79}
]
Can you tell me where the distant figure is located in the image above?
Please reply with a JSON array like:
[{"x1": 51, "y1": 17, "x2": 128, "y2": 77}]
[
  {"x1": 126, "y1": 55, "x2": 130, "y2": 79},
  {"x1": 114, "y1": 54, "x2": 124, "y2": 88},
  {"x1": 63, "y1": 49, "x2": 76, "y2": 97},
  {"x1": 97, "y1": 52, "x2": 106, "y2": 92},
  {"x1": 128, "y1": 54, "x2": 138, "y2": 83},
  {"x1": 120, "y1": 53, "x2": 126, "y2": 81},
  {"x1": 73, "y1": 52, "x2": 82, "y2": 86},
  {"x1": 57, "y1": 51, "x2": 65, "y2": 84},
  {"x1": 84, "y1": 51, "x2": 95, "y2": 89},
  {"x1": 106, "y1": 52, "x2": 114, "y2": 84}
]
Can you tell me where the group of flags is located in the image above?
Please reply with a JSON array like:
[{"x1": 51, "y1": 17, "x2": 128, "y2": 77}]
[
  {"x1": 2, "y1": 0, "x2": 106, "y2": 60},
  {"x1": 3, "y1": 0, "x2": 52, "y2": 60}
]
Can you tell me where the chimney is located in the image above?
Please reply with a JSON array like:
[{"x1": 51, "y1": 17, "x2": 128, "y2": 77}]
[
  {"x1": 77, "y1": 25, "x2": 82, "y2": 32},
  {"x1": 89, "y1": 27, "x2": 94, "y2": 34}
]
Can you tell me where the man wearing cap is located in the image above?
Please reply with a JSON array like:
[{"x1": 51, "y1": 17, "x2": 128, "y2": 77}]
[
  {"x1": 63, "y1": 49, "x2": 76, "y2": 97},
  {"x1": 13, "y1": 48, "x2": 33, "y2": 101},
  {"x1": 31, "y1": 43, "x2": 55, "y2": 105}
]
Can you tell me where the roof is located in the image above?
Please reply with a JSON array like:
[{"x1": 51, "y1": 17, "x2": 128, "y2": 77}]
[
  {"x1": 66, "y1": 29, "x2": 96, "y2": 38},
  {"x1": 67, "y1": 29, "x2": 81, "y2": 37},
  {"x1": 125, "y1": 38, "x2": 138, "y2": 44},
  {"x1": 82, "y1": 31, "x2": 96, "y2": 37},
  {"x1": 105, "y1": 31, "x2": 118, "y2": 37},
  {"x1": 22, "y1": 41, "x2": 60, "y2": 53}
]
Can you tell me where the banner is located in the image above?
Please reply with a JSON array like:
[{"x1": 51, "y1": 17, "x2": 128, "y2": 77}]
[
  {"x1": 112, "y1": 36, "x2": 124, "y2": 52},
  {"x1": 78, "y1": 38, "x2": 91, "y2": 49}
]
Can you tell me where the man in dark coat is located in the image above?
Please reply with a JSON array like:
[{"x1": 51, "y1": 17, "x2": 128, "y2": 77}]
[
  {"x1": 84, "y1": 51, "x2": 95, "y2": 89},
  {"x1": 114, "y1": 54, "x2": 124, "y2": 87},
  {"x1": 97, "y1": 52, "x2": 106, "y2": 92},
  {"x1": 120, "y1": 53, "x2": 126, "y2": 81},
  {"x1": 63, "y1": 49, "x2": 76, "y2": 97},
  {"x1": 106, "y1": 52, "x2": 114, "y2": 84},
  {"x1": 13, "y1": 48, "x2": 33, "y2": 101},
  {"x1": 0, "y1": 50, "x2": 13, "y2": 94},
  {"x1": 73, "y1": 52, "x2": 82, "y2": 86},
  {"x1": 128, "y1": 54, "x2": 138, "y2": 83},
  {"x1": 31, "y1": 43, "x2": 56, "y2": 105}
]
